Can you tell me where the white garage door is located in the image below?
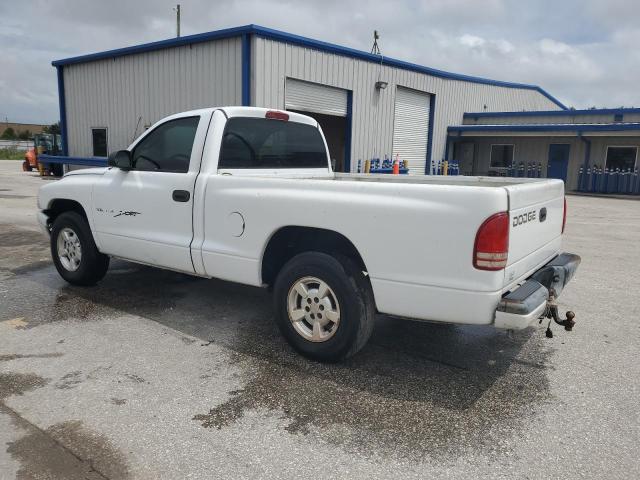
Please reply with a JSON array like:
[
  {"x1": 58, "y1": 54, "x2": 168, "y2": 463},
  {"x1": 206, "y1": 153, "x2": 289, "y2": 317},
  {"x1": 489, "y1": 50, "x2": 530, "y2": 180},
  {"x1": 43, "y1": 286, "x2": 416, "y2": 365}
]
[
  {"x1": 392, "y1": 87, "x2": 431, "y2": 175},
  {"x1": 285, "y1": 78, "x2": 348, "y2": 117}
]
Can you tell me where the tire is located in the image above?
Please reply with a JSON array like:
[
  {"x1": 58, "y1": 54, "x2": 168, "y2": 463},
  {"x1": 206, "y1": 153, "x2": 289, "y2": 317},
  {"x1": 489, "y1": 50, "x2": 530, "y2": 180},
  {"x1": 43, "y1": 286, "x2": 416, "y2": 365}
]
[
  {"x1": 50, "y1": 211, "x2": 110, "y2": 286},
  {"x1": 273, "y1": 251, "x2": 375, "y2": 362},
  {"x1": 51, "y1": 164, "x2": 64, "y2": 177}
]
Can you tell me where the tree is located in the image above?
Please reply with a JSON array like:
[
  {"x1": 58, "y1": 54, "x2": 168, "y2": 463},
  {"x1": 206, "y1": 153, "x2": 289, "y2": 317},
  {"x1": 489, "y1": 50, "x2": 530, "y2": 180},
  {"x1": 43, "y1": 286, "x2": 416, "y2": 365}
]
[
  {"x1": 1, "y1": 127, "x2": 16, "y2": 140},
  {"x1": 43, "y1": 122, "x2": 61, "y2": 135},
  {"x1": 17, "y1": 129, "x2": 32, "y2": 140}
]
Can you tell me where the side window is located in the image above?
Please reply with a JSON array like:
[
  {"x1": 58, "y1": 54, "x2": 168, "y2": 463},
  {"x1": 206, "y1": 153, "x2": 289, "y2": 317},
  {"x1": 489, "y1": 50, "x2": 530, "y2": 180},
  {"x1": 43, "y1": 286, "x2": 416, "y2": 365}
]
[
  {"x1": 92, "y1": 128, "x2": 107, "y2": 157},
  {"x1": 132, "y1": 116, "x2": 199, "y2": 173},
  {"x1": 218, "y1": 117, "x2": 328, "y2": 169}
]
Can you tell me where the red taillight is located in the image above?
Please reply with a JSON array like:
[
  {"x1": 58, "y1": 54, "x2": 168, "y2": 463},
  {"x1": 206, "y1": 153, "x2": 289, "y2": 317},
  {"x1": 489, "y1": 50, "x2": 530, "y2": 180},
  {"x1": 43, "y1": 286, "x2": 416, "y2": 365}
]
[
  {"x1": 473, "y1": 212, "x2": 509, "y2": 271},
  {"x1": 265, "y1": 110, "x2": 289, "y2": 121},
  {"x1": 562, "y1": 197, "x2": 567, "y2": 234}
]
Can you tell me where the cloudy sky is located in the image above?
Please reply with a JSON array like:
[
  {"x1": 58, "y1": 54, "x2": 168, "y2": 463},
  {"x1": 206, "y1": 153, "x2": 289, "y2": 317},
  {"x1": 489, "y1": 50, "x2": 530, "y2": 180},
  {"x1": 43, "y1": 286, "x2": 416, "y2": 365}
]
[{"x1": 1, "y1": 0, "x2": 638, "y2": 124}]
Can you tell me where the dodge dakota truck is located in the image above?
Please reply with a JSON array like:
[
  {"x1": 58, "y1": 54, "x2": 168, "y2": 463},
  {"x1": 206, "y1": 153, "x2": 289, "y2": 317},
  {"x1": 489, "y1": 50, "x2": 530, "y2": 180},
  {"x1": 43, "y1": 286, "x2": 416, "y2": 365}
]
[{"x1": 37, "y1": 107, "x2": 580, "y2": 362}]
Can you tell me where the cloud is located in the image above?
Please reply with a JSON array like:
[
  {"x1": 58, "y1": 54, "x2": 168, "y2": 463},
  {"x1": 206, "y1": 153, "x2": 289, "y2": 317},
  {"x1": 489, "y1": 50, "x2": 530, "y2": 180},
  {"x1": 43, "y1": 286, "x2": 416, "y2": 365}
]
[{"x1": 0, "y1": 0, "x2": 639, "y2": 122}]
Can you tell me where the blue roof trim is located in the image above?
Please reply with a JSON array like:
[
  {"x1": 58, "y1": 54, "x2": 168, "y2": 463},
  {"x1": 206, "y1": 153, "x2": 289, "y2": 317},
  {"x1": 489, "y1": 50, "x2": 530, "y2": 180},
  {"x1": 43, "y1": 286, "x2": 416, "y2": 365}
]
[
  {"x1": 39, "y1": 155, "x2": 107, "y2": 167},
  {"x1": 241, "y1": 33, "x2": 251, "y2": 106},
  {"x1": 464, "y1": 107, "x2": 640, "y2": 118},
  {"x1": 51, "y1": 24, "x2": 566, "y2": 109},
  {"x1": 448, "y1": 123, "x2": 640, "y2": 134}
]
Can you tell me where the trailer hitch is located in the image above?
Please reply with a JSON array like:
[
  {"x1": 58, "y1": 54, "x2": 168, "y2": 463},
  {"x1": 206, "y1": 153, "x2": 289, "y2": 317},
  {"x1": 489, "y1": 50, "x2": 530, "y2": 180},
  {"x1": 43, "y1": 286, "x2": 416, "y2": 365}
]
[{"x1": 539, "y1": 289, "x2": 576, "y2": 338}]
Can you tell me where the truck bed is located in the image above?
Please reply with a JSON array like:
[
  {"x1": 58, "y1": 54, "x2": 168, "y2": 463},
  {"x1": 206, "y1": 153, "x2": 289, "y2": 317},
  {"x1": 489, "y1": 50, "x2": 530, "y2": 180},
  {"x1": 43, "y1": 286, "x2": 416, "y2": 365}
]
[
  {"x1": 333, "y1": 173, "x2": 552, "y2": 188},
  {"x1": 226, "y1": 169, "x2": 559, "y2": 188}
]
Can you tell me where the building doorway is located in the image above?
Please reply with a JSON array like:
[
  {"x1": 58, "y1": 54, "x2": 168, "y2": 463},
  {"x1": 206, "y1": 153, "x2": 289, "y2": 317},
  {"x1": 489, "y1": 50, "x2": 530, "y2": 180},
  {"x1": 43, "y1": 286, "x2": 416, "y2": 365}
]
[
  {"x1": 453, "y1": 142, "x2": 476, "y2": 175},
  {"x1": 285, "y1": 78, "x2": 351, "y2": 172},
  {"x1": 548, "y1": 144, "x2": 570, "y2": 182},
  {"x1": 289, "y1": 110, "x2": 347, "y2": 172},
  {"x1": 392, "y1": 87, "x2": 431, "y2": 175}
]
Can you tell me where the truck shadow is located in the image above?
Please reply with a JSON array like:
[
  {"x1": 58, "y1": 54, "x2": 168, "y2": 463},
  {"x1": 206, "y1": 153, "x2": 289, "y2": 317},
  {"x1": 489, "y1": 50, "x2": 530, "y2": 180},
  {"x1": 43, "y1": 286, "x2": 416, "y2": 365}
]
[{"x1": 20, "y1": 260, "x2": 554, "y2": 459}]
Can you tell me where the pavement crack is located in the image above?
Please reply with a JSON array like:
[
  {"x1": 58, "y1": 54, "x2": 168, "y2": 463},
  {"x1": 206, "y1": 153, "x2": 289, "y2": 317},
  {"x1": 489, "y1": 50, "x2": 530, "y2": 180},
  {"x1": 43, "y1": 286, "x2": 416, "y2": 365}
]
[{"x1": 0, "y1": 352, "x2": 64, "y2": 362}]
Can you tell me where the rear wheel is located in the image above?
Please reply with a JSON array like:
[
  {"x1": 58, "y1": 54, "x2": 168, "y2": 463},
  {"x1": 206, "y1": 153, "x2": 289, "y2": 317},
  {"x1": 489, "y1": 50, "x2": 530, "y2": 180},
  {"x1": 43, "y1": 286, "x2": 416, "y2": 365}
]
[
  {"x1": 273, "y1": 252, "x2": 375, "y2": 362},
  {"x1": 51, "y1": 212, "x2": 109, "y2": 286}
]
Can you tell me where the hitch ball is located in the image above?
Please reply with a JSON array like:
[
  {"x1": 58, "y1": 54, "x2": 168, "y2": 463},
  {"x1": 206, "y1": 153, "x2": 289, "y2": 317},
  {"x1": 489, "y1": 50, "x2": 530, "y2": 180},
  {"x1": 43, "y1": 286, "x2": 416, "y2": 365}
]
[{"x1": 564, "y1": 311, "x2": 576, "y2": 331}]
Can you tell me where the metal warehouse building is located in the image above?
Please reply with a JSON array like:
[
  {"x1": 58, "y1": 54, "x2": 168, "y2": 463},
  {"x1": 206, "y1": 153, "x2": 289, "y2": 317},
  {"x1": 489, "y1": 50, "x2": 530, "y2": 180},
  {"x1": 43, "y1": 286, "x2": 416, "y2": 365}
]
[
  {"x1": 52, "y1": 24, "x2": 566, "y2": 176},
  {"x1": 447, "y1": 108, "x2": 640, "y2": 191}
]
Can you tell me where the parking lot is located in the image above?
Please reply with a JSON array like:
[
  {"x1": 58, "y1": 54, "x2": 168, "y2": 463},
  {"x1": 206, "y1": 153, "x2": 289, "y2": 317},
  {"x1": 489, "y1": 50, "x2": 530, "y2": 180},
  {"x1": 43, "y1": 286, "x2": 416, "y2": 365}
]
[{"x1": 0, "y1": 159, "x2": 638, "y2": 479}]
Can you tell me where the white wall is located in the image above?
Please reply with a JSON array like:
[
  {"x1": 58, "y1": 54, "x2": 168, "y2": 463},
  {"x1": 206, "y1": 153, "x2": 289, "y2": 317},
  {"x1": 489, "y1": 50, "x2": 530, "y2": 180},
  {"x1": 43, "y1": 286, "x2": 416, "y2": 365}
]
[
  {"x1": 63, "y1": 37, "x2": 242, "y2": 157},
  {"x1": 62, "y1": 33, "x2": 562, "y2": 166},
  {"x1": 251, "y1": 36, "x2": 561, "y2": 172}
]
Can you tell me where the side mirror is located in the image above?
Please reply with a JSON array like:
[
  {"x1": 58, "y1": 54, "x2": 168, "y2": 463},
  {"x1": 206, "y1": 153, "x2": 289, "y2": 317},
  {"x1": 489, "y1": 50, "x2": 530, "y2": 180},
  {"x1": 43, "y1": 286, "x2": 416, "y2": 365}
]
[{"x1": 107, "y1": 150, "x2": 133, "y2": 170}]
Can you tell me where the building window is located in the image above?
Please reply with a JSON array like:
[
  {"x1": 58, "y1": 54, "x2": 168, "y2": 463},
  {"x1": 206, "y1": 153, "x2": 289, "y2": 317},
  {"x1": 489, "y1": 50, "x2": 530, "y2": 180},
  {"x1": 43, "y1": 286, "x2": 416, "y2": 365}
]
[
  {"x1": 92, "y1": 128, "x2": 107, "y2": 157},
  {"x1": 605, "y1": 146, "x2": 637, "y2": 171},
  {"x1": 490, "y1": 144, "x2": 514, "y2": 169}
]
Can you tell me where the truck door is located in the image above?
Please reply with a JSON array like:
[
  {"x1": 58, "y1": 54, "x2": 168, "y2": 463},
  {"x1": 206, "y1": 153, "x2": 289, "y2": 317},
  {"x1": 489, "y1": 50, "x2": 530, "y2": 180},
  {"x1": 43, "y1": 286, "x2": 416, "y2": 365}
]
[{"x1": 92, "y1": 111, "x2": 211, "y2": 273}]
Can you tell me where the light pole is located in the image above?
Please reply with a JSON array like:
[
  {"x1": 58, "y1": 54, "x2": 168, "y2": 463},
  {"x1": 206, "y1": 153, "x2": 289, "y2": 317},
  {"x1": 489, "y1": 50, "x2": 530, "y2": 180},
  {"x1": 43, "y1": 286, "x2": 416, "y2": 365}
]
[{"x1": 174, "y1": 4, "x2": 181, "y2": 37}]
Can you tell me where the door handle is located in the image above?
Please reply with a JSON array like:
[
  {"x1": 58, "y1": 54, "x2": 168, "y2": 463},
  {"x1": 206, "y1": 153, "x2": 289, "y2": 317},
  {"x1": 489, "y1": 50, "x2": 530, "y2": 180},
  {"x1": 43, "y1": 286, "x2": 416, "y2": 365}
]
[{"x1": 172, "y1": 190, "x2": 190, "y2": 202}]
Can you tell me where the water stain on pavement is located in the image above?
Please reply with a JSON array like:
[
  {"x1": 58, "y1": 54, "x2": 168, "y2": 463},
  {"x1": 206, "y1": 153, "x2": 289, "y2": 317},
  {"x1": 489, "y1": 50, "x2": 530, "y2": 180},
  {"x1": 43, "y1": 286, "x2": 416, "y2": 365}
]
[
  {"x1": 0, "y1": 225, "x2": 46, "y2": 247},
  {"x1": 194, "y1": 323, "x2": 553, "y2": 461},
  {"x1": 11, "y1": 259, "x2": 53, "y2": 275},
  {"x1": 55, "y1": 371, "x2": 84, "y2": 390},
  {"x1": 4, "y1": 255, "x2": 554, "y2": 461},
  {"x1": 0, "y1": 373, "x2": 48, "y2": 400},
  {"x1": 38, "y1": 262, "x2": 193, "y2": 320},
  {"x1": 123, "y1": 373, "x2": 147, "y2": 384},
  {"x1": 0, "y1": 224, "x2": 50, "y2": 276},
  {"x1": 6, "y1": 420, "x2": 130, "y2": 480}
]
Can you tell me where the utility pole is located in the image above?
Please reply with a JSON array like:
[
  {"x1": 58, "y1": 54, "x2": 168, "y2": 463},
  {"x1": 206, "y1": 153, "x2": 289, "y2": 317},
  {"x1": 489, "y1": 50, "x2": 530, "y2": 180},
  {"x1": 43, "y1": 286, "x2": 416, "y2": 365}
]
[{"x1": 174, "y1": 4, "x2": 181, "y2": 37}]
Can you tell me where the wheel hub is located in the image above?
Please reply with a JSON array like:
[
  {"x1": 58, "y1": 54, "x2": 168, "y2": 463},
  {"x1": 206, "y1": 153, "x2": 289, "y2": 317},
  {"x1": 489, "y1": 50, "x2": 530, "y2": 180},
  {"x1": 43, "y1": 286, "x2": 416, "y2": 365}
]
[
  {"x1": 287, "y1": 276, "x2": 341, "y2": 342},
  {"x1": 57, "y1": 227, "x2": 82, "y2": 272}
]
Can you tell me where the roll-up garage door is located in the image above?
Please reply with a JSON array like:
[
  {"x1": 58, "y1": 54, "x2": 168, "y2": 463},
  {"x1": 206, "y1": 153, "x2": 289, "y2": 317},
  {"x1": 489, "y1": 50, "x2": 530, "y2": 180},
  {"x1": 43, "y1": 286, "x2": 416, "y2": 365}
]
[
  {"x1": 392, "y1": 87, "x2": 431, "y2": 175},
  {"x1": 285, "y1": 79, "x2": 348, "y2": 117}
]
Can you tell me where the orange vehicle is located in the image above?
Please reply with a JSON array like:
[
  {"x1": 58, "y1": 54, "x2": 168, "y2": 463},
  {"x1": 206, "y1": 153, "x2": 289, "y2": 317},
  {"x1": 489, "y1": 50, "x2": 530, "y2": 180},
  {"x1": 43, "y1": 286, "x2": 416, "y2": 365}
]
[{"x1": 23, "y1": 133, "x2": 63, "y2": 176}]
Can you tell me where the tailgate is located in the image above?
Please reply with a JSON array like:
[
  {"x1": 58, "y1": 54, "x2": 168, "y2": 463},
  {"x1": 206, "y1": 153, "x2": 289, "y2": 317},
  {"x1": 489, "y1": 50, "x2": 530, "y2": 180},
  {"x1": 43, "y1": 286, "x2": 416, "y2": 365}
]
[{"x1": 503, "y1": 179, "x2": 565, "y2": 289}]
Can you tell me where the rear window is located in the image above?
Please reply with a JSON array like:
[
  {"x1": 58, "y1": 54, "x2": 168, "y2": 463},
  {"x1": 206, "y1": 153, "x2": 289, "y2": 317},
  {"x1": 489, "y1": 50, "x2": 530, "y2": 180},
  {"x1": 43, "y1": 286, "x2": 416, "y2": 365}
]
[{"x1": 218, "y1": 117, "x2": 328, "y2": 169}]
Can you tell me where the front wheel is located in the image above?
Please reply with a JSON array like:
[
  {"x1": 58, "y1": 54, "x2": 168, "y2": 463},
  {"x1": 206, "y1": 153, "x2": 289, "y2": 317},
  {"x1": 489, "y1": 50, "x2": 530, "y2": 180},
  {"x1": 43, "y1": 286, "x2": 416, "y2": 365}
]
[
  {"x1": 273, "y1": 252, "x2": 375, "y2": 362},
  {"x1": 51, "y1": 212, "x2": 110, "y2": 286}
]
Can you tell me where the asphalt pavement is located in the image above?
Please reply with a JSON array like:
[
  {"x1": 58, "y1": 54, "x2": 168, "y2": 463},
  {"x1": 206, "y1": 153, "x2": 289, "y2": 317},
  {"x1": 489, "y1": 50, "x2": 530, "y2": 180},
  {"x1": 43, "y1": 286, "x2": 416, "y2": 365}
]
[{"x1": 0, "y1": 160, "x2": 638, "y2": 479}]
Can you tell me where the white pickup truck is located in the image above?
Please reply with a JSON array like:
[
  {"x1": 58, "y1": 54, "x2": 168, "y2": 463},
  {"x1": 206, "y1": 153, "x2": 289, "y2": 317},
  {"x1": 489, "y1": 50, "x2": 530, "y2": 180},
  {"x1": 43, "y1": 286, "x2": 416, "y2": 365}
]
[{"x1": 37, "y1": 107, "x2": 580, "y2": 361}]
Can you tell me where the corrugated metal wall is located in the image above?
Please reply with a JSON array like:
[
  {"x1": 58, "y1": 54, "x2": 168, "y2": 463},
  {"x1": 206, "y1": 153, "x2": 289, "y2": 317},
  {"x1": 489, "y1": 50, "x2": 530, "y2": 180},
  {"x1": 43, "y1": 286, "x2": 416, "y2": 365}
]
[
  {"x1": 63, "y1": 37, "x2": 242, "y2": 157},
  {"x1": 470, "y1": 136, "x2": 584, "y2": 190},
  {"x1": 251, "y1": 37, "x2": 561, "y2": 172},
  {"x1": 461, "y1": 135, "x2": 640, "y2": 191}
]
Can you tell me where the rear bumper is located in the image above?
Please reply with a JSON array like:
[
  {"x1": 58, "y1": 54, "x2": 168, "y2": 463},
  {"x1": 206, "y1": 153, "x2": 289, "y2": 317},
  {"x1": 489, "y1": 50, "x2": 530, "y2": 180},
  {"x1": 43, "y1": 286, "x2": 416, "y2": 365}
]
[{"x1": 495, "y1": 253, "x2": 581, "y2": 330}]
